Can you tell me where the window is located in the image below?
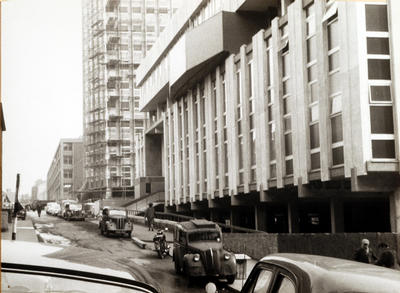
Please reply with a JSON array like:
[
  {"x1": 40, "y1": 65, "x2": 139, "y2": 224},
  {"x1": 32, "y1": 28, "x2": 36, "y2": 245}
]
[
  {"x1": 365, "y1": 4, "x2": 394, "y2": 159},
  {"x1": 248, "y1": 58, "x2": 256, "y2": 182},
  {"x1": 281, "y1": 24, "x2": 293, "y2": 176},
  {"x1": 63, "y1": 143, "x2": 72, "y2": 151},
  {"x1": 146, "y1": 26, "x2": 155, "y2": 32},
  {"x1": 146, "y1": 183, "x2": 151, "y2": 193},
  {"x1": 365, "y1": 5, "x2": 388, "y2": 32},
  {"x1": 63, "y1": 156, "x2": 72, "y2": 164},
  {"x1": 305, "y1": 3, "x2": 321, "y2": 170},
  {"x1": 266, "y1": 37, "x2": 276, "y2": 178},
  {"x1": 276, "y1": 276, "x2": 295, "y2": 293},
  {"x1": 121, "y1": 101, "x2": 129, "y2": 110},
  {"x1": 251, "y1": 269, "x2": 273, "y2": 293},
  {"x1": 63, "y1": 169, "x2": 72, "y2": 179},
  {"x1": 327, "y1": 9, "x2": 343, "y2": 166}
]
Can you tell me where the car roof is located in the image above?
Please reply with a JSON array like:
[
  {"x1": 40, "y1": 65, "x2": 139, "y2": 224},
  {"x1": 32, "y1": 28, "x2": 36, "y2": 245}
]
[
  {"x1": 261, "y1": 253, "x2": 400, "y2": 292},
  {"x1": 1, "y1": 240, "x2": 134, "y2": 280},
  {"x1": 177, "y1": 219, "x2": 220, "y2": 231}
]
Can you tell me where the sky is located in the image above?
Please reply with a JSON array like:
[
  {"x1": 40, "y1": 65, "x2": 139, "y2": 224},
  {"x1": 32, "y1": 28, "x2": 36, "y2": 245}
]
[{"x1": 2, "y1": 0, "x2": 83, "y2": 195}]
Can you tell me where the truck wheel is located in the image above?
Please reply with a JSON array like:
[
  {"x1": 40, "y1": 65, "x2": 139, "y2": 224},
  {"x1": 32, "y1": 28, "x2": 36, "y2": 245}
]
[
  {"x1": 127, "y1": 231, "x2": 132, "y2": 238},
  {"x1": 226, "y1": 275, "x2": 236, "y2": 284}
]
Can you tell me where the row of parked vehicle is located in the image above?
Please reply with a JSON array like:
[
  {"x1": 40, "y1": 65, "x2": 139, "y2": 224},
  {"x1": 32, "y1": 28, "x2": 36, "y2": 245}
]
[{"x1": 45, "y1": 200, "x2": 96, "y2": 221}]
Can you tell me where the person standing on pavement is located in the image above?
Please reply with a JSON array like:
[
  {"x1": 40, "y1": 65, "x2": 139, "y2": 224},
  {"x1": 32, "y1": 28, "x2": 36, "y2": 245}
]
[
  {"x1": 144, "y1": 203, "x2": 155, "y2": 231},
  {"x1": 37, "y1": 205, "x2": 42, "y2": 217},
  {"x1": 376, "y1": 242, "x2": 399, "y2": 269},
  {"x1": 354, "y1": 238, "x2": 377, "y2": 264}
]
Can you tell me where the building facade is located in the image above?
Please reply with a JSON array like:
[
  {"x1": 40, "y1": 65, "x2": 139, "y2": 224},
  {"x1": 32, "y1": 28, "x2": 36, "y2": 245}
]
[
  {"x1": 81, "y1": 0, "x2": 182, "y2": 200},
  {"x1": 136, "y1": 0, "x2": 400, "y2": 233},
  {"x1": 47, "y1": 139, "x2": 84, "y2": 202}
]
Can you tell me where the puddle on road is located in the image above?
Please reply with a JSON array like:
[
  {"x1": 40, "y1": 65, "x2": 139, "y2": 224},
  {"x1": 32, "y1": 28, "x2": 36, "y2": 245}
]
[
  {"x1": 39, "y1": 232, "x2": 71, "y2": 246},
  {"x1": 129, "y1": 258, "x2": 151, "y2": 266}
]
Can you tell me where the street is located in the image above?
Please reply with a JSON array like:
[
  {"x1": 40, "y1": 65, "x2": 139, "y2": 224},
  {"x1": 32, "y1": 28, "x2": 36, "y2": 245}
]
[{"x1": 24, "y1": 211, "x2": 235, "y2": 293}]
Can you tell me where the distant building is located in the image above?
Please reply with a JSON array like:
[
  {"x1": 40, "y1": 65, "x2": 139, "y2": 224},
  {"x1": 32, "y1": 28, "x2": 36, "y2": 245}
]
[
  {"x1": 31, "y1": 184, "x2": 38, "y2": 201},
  {"x1": 31, "y1": 179, "x2": 46, "y2": 201},
  {"x1": 47, "y1": 139, "x2": 84, "y2": 202},
  {"x1": 136, "y1": 0, "x2": 400, "y2": 233}
]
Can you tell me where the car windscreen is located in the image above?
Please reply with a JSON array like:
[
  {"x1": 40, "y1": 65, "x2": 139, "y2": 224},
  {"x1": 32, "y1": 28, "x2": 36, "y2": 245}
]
[
  {"x1": 188, "y1": 231, "x2": 221, "y2": 242},
  {"x1": 69, "y1": 204, "x2": 82, "y2": 211},
  {"x1": 2, "y1": 271, "x2": 156, "y2": 293}
]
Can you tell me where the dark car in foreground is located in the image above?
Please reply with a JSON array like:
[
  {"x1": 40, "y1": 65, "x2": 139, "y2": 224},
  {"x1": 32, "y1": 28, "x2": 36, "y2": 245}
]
[
  {"x1": 173, "y1": 219, "x2": 236, "y2": 283},
  {"x1": 1, "y1": 240, "x2": 159, "y2": 293},
  {"x1": 239, "y1": 253, "x2": 400, "y2": 293}
]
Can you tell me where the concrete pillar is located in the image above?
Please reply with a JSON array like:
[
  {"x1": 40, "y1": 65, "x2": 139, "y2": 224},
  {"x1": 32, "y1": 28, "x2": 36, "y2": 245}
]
[
  {"x1": 330, "y1": 197, "x2": 344, "y2": 233},
  {"x1": 230, "y1": 208, "x2": 238, "y2": 232},
  {"x1": 315, "y1": 0, "x2": 331, "y2": 181},
  {"x1": 210, "y1": 209, "x2": 218, "y2": 222},
  {"x1": 106, "y1": 188, "x2": 112, "y2": 199},
  {"x1": 271, "y1": 18, "x2": 285, "y2": 188},
  {"x1": 288, "y1": 0, "x2": 309, "y2": 184},
  {"x1": 225, "y1": 55, "x2": 238, "y2": 194},
  {"x1": 390, "y1": 188, "x2": 400, "y2": 233},
  {"x1": 288, "y1": 201, "x2": 299, "y2": 233},
  {"x1": 252, "y1": 30, "x2": 269, "y2": 190},
  {"x1": 255, "y1": 204, "x2": 267, "y2": 232},
  {"x1": 240, "y1": 45, "x2": 251, "y2": 193}
]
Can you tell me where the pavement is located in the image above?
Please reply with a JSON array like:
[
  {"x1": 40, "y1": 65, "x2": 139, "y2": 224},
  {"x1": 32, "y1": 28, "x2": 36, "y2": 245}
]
[
  {"x1": 1, "y1": 211, "x2": 40, "y2": 242},
  {"x1": 1, "y1": 211, "x2": 257, "y2": 292}
]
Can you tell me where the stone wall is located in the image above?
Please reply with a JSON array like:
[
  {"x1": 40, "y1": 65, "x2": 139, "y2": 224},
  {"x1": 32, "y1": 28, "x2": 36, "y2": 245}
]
[
  {"x1": 224, "y1": 232, "x2": 400, "y2": 261},
  {"x1": 134, "y1": 215, "x2": 400, "y2": 262}
]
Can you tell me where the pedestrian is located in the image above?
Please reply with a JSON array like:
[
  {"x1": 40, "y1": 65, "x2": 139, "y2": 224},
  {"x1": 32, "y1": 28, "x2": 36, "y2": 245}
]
[
  {"x1": 354, "y1": 238, "x2": 377, "y2": 264},
  {"x1": 376, "y1": 242, "x2": 399, "y2": 269},
  {"x1": 37, "y1": 205, "x2": 42, "y2": 218},
  {"x1": 144, "y1": 202, "x2": 155, "y2": 231}
]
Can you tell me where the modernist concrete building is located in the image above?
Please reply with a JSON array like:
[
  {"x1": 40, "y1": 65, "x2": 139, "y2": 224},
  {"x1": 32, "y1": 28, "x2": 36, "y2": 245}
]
[
  {"x1": 47, "y1": 139, "x2": 84, "y2": 202},
  {"x1": 136, "y1": 0, "x2": 400, "y2": 233},
  {"x1": 81, "y1": 0, "x2": 182, "y2": 200}
]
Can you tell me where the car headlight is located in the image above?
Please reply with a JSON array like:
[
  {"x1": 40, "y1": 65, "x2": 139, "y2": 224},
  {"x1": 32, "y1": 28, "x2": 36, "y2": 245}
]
[
  {"x1": 224, "y1": 253, "x2": 231, "y2": 260},
  {"x1": 193, "y1": 254, "x2": 200, "y2": 262}
]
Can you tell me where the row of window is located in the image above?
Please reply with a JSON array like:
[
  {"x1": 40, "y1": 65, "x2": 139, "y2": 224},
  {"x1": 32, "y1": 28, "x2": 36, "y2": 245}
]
[
  {"x1": 162, "y1": 2, "x2": 395, "y2": 198},
  {"x1": 365, "y1": 4, "x2": 395, "y2": 159}
]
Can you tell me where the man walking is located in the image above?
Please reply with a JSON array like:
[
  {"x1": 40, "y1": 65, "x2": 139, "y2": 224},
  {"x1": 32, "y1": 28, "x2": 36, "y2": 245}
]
[
  {"x1": 37, "y1": 205, "x2": 42, "y2": 218},
  {"x1": 354, "y1": 238, "x2": 377, "y2": 264},
  {"x1": 145, "y1": 202, "x2": 155, "y2": 231}
]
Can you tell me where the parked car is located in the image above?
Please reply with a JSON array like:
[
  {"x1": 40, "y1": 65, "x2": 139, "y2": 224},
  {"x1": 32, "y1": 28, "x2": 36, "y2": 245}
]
[
  {"x1": 45, "y1": 202, "x2": 61, "y2": 216},
  {"x1": 83, "y1": 202, "x2": 96, "y2": 218},
  {"x1": 173, "y1": 219, "x2": 236, "y2": 283},
  {"x1": 239, "y1": 253, "x2": 400, "y2": 293},
  {"x1": 99, "y1": 207, "x2": 133, "y2": 237},
  {"x1": 1, "y1": 239, "x2": 159, "y2": 293},
  {"x1": 58, "y1": 199, "x2": 78, "y2": 217},
  {"x1": 64, "y1": 203, "x2": 85, "y2": 221}
]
